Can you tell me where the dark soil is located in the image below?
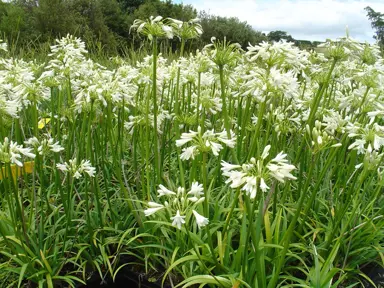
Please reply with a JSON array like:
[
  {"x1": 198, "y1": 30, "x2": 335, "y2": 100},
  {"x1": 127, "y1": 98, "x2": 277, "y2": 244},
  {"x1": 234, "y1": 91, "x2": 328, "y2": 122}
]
[
  {"x1": 77, "y1": 264, "x2": 172, "y2": 288},
  {"x1": 362, "y1": 263, "x2": 384, "y2": 288}
]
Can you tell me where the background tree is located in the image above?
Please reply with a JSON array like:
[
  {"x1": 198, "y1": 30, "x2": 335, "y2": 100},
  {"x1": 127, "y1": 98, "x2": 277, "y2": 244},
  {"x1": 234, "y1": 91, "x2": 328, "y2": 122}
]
[
  {"x1": 0, "y1": 0, "x2": 268, "y2": 56},
  {"x1": 198, "y1": 11, "x2": 267, "y2": 48},
  {"x1": 118, "y1": 0, "x2": 145, "y2": 12},
  {"x1": 267, "y1": 30, "x2": 295, "y2": 42},
  {"x1": 365, "y1": 6, "x2": 384, "y2": 46}
]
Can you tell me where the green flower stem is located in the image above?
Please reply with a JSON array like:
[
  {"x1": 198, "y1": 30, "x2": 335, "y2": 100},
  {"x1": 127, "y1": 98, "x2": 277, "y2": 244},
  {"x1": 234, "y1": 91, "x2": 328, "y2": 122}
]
[
  {"x1": 145, "y1": 86, "x2": 151, "y2": 200},
  {"x1": 173, "y1": 39, "x2": 186, "y2": 187},
  {"x1": 221, "y1": 188, "x2": 241, "y2": 238},
  {"x1": 219, "y1": 65, "x2": 238, "y2": 164},
  {"x1": 152, "y1": 37, "x2": 161, "y2": 185},
  {"x1": 248, "y1": 98, "x2": 267, "y2": 160},
  {"x1": 196, "y1": 72, "x2": 201, "y2": 128},
  {"x1": 307, "y1": 59, "x2": 337, "y2": 127}
]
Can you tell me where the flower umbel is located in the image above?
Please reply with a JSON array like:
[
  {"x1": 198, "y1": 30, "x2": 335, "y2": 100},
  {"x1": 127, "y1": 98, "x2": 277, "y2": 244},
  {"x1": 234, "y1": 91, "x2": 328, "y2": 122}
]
[
  {"x1": 56, "y1": 158, "x2": 96, "y2": 179},
  {"x1": 221, "y1": 145, "x2": 296, "y2": 199},
  {"x1": 176, "y1": 126, "x2": 236, "y2": 160},
  {"x1": 0, "y1": 137, "x2": 36, "y2": 167}
]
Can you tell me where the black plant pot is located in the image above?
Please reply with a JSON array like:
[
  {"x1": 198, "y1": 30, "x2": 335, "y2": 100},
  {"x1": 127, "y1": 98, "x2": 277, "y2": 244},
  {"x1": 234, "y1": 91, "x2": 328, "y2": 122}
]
[
  {"x1": 77, "y1": 266, "x2": 171, "y2": 288},
  {"x1": 362, "y1": 264, "x2": 384, "y2": 288}
]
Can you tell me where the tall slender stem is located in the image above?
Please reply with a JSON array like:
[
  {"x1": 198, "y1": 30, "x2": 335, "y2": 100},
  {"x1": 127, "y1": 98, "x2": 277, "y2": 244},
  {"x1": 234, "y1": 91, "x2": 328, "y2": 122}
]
[{"x1": 152, "y1": 37, "x2": 160, "y2": 185}]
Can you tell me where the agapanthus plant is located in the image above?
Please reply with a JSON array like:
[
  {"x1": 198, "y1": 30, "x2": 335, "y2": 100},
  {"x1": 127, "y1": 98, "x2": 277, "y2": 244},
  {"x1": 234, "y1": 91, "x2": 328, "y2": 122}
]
[
  {"x1": 221, "y1": 145, "x2": 296, "y2": 199},
  {"x1": 130, "y1": 16, "x2": 174, "y2": 41},
  {"x1": 56, "y1": 158, "x2": 96, "y2": 179},
  {"x1": 176, "y1": 126, "x2": 236, "y2": 160},
  {"x1": 0, "y1": 137, "x2": 35, "y2": 167},
  {"x1": 144, "y1": 182, "x2": 208, "y2": 230}
]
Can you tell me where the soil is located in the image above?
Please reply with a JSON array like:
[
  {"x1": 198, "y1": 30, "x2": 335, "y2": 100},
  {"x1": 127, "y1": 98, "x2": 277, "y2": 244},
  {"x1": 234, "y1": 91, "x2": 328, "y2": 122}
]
[
  {"x1": 362, "y1": 263, "x2": 384, "y2": 288},
  {"x1": 77, "y1": 265, "x2": 171, "y2": 288}
]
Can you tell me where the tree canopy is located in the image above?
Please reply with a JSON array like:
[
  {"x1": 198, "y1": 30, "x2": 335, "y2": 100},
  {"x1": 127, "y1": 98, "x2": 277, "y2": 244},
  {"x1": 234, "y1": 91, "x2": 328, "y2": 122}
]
[
  {"x1": 267, "y1": 30, "x2": 295, "y2": 43},
  {"x1": 365, "y1": 6, "x2": 384, "y2": 46},
  {"x1": 0, "y1": 0, "x2": 284, "y2": 56}
]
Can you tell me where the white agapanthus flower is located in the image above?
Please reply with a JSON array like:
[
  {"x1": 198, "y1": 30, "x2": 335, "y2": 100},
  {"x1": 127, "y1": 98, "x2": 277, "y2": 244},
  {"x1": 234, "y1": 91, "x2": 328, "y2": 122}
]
[
  {"x1": 187, "y1": 181, "x2": 204, "y2": 202},
  {"x1": 144, "y1": 182, "x2": 207, "y2": 230},
  {"x1": 171, "y1": 210, "x2": 186, "y2": 230},
  {"x1": 176, "y1": 126, "x2": 236, "y2": 160},
  {"x1": 0, "y1": 89, "x2": 19, "y2": 118},
  {"x1": 0, "y1": 137, "x2": 36, "y2": 167},
  {"x1": 25, "y1": 136, "x2": 64, "y2": 155},
  {"x1": 347, "y1": 123, "x2": 384, "y2": 154},
  {"x1": 0, "y1": 39, "x2": 7, "y2": 52},
  {"x1": 144, "y1": 202, "x2": 165, "y2": 216},
  {"x1": 131, "y1": 16, "x2": 176, "y2": 41},
  {"x1": 192, "y1": 210, "x2": 209, "y2": 229},
  {"x1": 221, "y1": 145, "x2": 296, "y2": 199},
  {"x1": 56, "y1": 158, "x2": 96, "y2": 179},
  {"x1": 157, "y1": 184, "x2": 177, "y2": 197}
]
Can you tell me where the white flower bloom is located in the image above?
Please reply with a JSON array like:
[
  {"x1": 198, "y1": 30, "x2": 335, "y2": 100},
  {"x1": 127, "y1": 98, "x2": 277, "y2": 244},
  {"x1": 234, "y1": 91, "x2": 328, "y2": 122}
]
[
  {"x1": 26, "y1": 137, "x2": 64, "y2": 155},
  {"x1": 49, "y1": 141, "x2": 64, "y2": 153},
  {"x1": 224, "y1": 170, "x2": 247, "y2": 188},
  {"x1": 10, "y1": 152, "x2": 22, "y2": 167},
  {"x1": 221, "y1": 161, "x2": 241, "y2": 173},
  {"x1": 157, "y1": 184, "x2": 176, "y2": 197},
  {"x1": 205, "y1": 140, "x2": 222, "y2": 156},
  {"x1": 144, "y1": 202, "x2": 165, "y2": 216},
  {"x1": 177, "y1": 127, "x2": 235, "y2": 160},
  {"x1": 180, "y1": 145, "x2": 197, "y2": 160},
  {"x1": 267, "y1": 162, "x2": 297, "y2": 182},
  {"x1": 348, "y1": 139, "x2": 366, "y2": 154},
  {"x1": 162, "y1": 25, "x2": 174, "y2": 39},
  {"x1": 16, "y1": 146, "x2": 36, "y2": 159},
  {"x1": 79, "y1": 160, "x2": 96, "y2": 177},
  {"x1": 56, "y1": 158, "x2": 95, "y2": 178},
  {"x1": 0, "y1": 138, "x2": 36, "y2": 167},
  {"x1": 222, "y1": 146, "x2": 296, "y2": 199},
  {"x1": 176, "y1": 138, "x2": 193, "y2": 147},
  {"x1": 56, "y1": 163, "x2": 67, "y2": 172},
  {"x1": 188, "y1": 196, "x2": 199, "y2": 203},
  {"x1": 260, "y1": 178, "x2": 269, "y2": 192},
  {"x1": 261, "y1": 145, "x2": 271, "y2": 160},
  {"x1": 216, "y1": 130, "x2": 236, "y2": 148},
  {"x1": 176, "y1": 130, "x2": 198, "y2": 147},
  {"x1": 73, "y1": 171, "x2": 82, "y2": 179},
  {"x1": 0, "y1": 39, "x2": 7, "y2": 52},
  {"x1": 242, "y1": 176, "x2": 258, "y2": 199},
  {"x1": 187, "y1": 181, "x2": 204, "y2": 198},
  {"x1": 170, "y1": 210, "x2": 185, "y2": 230},
  {"x1": 192, "y1": 210, "x2": 209, "y2": 229}
]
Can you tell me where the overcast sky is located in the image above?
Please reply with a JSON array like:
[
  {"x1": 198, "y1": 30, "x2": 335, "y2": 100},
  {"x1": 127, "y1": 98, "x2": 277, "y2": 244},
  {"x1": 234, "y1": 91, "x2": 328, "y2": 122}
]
[{"x1": 175, "y1": 0, "x2": 384, "y2": 43}]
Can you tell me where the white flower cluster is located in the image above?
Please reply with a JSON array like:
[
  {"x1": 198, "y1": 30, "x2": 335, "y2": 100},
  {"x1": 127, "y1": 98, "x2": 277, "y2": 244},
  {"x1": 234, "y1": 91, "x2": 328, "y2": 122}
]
[
  {"x1": 144, "y1": 182, "x2": 209, "y2": 230},
  {"x1": 0, "y1": 137, "x2": 35, "y2": 167},
  {"x1": 0, "y1": 57, "x2": 48, "y2": 119},
  {"x1": 25, "y1": 136, "x2": 64, "y2": 156},
  {"x1": 221, "y1": 145, "x2": 296, "y2": 199},
  {"x1": 0, "y1": 39, "x2": 7, "y2": 52},
  {"x1": 131, "y1": 16, "x2": 202, "y2": 41},
  {"x1": 347, "y1": 122, "x2": 384, "y2": 155},
  {"x1": 176, "y1": 126, "x2": 236, "y2": 160},
  {"x1": 306, "y1": 121, "x2": 342, "y2": 152},
  {"x1": 56, "y1": 158, "x2": 96, "y2": 179}
]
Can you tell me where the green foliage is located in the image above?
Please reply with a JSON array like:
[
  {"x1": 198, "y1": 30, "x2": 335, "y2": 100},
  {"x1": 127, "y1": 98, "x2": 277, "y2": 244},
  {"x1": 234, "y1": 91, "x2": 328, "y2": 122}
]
[
  {"x1": 118, "y1": 0, "x2": 145, "y2": 12},
  {"x1": 198, "y1": 11, "x2": 267, "y2": 48},
  {"x1": 365, "y1": 6, "x2": 384, "y2": 46},
  {"x1": 1, "y1": 21, "x2": 384, "y2": 288},
  {"x1": 0, "y1": 0, "x2": 268, "y2": 56},
  {"x1": 267, "y1": 30, "x2": 295, "y2": 42}
]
